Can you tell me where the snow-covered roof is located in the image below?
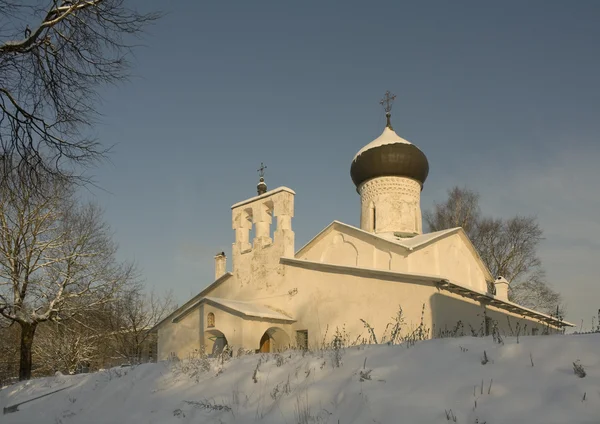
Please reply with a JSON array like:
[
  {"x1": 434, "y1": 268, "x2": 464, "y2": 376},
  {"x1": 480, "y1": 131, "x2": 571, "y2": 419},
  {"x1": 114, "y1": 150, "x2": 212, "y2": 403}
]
[
  {"x1": 374, "y1": 227, "x2": 461, "y2": 250},
  {"x1": 151, "y1": 272, "x2": 234, "y2": 331},
  {"x1": 353, "y1": 127, "x2": 412, "y2": 161},
  {"x1": 231, "y1": 186, "x2": 295, "y2": 209},
  {"x1": 203, "y1": 297, "x2": 294, "y2": 321},
  {"x1": 297, "y1": 221, "x2": 461, "y2": 255},
  {"x1": 436, "y1": 280, "x2": 575, "y2": 327},
  {"x1": 170, "y1": 296, "x2": 295, "y2": 323}
]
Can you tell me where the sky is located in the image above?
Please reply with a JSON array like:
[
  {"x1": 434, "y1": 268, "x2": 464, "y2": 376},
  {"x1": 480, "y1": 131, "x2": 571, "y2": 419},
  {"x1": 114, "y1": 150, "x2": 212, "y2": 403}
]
[{"x1": 86, "y1": 1, "x2": 600, "y2": 328}]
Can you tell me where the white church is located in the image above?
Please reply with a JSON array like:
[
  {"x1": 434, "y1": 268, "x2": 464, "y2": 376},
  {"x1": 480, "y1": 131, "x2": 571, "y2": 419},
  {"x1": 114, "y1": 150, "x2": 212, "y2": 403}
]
[{"x1": 155, "y1": 95, "x2": 572, "y2": 359}]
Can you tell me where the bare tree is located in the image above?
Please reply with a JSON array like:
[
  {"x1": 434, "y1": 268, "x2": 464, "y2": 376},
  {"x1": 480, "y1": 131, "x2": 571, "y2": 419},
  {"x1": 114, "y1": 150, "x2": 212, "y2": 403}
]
[
  {"x1": 508, "y1": 270, "x2": 562, "y2": 316},
  {"x1": 0, "y1": 167, "x2": 134, "y2": 380},
  {"x1": 32, "y1": 318, "x2": 99, "y2": 375},
  {"x1": 424, "y1": 186, "x2": 480, "y2": 240},
  {"x1": 0, "y1": 1, "x2": 160, "y2": 188},
  {"x1": 473, "y1": 216, "x2": 543, "y2": 285},
  {"x1": 425, "y1": 186, "x2": 563, "y2": 315},
  {"x1": 106, "y1": 285, "x2": 175, "y2": 364}
]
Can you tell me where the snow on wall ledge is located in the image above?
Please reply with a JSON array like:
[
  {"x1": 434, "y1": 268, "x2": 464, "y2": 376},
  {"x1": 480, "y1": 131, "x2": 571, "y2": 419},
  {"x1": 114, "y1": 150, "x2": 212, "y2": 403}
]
[{"x1": 1, "y1": 334, "x2": 599, "y2": 424}]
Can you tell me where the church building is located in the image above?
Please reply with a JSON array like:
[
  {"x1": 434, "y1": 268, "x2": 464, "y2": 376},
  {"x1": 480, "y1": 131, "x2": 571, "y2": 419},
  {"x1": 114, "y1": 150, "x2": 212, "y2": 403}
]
[{"x1": 155, "y1": 94, "x2": 572, "y2": 359}]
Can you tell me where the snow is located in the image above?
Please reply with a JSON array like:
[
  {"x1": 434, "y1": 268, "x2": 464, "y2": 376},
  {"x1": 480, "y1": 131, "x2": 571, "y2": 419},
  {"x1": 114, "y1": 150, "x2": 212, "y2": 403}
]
[
  {"x1": 2, "y1": 334, "x2": 599, "y2": 423},
  {"x1": 202, "y1": 297, "x2": 294, "y2": 321},
  {"x1": 353, "y1": 127, "x2": 412, "y2": 161},
  {"x1": 230, "y1": 187, "x2": 296, "y2": 209},
  {"x1": 376, "y1": 227, "x2": 461, "y2": 250}
]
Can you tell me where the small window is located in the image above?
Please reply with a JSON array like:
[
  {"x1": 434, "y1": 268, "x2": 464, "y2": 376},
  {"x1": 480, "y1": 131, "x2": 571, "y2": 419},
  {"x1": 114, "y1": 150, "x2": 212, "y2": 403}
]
[
  {"x1": 207, "y1": 312, "x2": 215, "y2": 328},
  {"x1": 531, "y1": 328, "x2": 539, "y2": 336},
  {"x1": 369, "y1": 202, "x2": 376, "y2": 232},
  {"x1": 372, "y1": 207, "x2": 376, "y2": 231},
  {"x1": 296, "y1": 330, "x2": 308, "y2": 350}
]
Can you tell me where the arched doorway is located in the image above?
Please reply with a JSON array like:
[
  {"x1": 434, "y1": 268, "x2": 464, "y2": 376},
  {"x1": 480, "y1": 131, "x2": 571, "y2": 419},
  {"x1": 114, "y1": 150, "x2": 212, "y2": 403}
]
[
  {"x1": 259, "y1": 332, "x2": 270, "y2": 353},
  {"x1": 258, "y1": 327, "x2": 291, "y2": 353},
  {"x1": 205, "y1": 329, "x2": 228, "y2": 357}
]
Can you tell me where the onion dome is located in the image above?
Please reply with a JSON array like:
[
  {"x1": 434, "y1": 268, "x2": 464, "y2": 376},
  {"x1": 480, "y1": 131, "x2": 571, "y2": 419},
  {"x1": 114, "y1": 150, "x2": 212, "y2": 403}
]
[{"x1": 350, "y1": 94, "x2": 429, "y2": 189}]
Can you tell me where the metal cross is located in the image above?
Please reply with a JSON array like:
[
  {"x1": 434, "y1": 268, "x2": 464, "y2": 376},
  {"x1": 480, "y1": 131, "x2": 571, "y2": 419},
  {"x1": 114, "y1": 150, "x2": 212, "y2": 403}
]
[
  {"x1": 257, "y1": 162, "x2": 267, "y2": 178},
  {"x1": 379, "y1": 90, "x2": 396, "y2": 113}
]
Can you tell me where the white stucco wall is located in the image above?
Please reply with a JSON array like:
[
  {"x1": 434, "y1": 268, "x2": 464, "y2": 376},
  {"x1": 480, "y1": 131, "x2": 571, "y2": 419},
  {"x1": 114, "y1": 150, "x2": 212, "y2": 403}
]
[
  {"x1": 157, "y1": 308, "x2": 200, "y2": 361},
  {"x1": 259, "y1": 263, "x2": 555, "y2": 348},
  {"x1": 199, "y1": 303, "x2": 293, "y2": 354},
  {"x1": 298, "y1": 227, "x2": 489, "y2": 294},
  {"x1": 358, "y1": 176, "x2": 423, "y2": 236},
  {"x1": 407, "y1": 233, "x2": 488, "y2": 292}
]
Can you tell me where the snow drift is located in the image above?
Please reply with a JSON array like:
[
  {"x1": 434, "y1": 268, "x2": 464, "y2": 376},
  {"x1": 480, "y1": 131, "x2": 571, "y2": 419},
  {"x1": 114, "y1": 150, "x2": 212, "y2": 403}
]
[{"x1": 1, "y1": 334, "x2": 599, "y2": 424}]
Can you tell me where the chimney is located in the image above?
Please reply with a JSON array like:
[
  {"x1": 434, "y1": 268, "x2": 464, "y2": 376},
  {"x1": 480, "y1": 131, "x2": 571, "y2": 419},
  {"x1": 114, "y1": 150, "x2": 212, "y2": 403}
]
[
  {"x1": 214, "y1": 252, "x2": 226, "y2": 280},
  {"x1": 494, "y1": 276, "x2": 509, "y2": 301}
]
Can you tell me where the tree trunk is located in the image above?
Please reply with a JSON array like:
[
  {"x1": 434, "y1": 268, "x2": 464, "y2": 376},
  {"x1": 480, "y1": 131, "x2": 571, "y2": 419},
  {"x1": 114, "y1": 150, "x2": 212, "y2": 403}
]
[{"x1": 19, "y1": 322, "x2": 37, "y2": 381}]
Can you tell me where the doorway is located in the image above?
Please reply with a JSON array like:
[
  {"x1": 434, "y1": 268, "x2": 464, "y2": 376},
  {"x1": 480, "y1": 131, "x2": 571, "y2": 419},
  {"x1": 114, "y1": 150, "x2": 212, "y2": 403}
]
[{"x1": 259, "y1": 332, "x2": 270, "y2": 353}]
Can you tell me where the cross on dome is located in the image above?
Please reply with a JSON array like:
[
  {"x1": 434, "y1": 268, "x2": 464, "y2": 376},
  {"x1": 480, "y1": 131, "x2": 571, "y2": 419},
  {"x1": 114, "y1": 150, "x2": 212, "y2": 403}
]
[
  {"x1": 379, "y1": 90, "x2": 396, "y2": 130},
  {"x1": 257, "y1": 162, "x2": 268, "y2": 195},
  {"x1": 257, "y1": 162, "x2": 267, "y2": 178}
]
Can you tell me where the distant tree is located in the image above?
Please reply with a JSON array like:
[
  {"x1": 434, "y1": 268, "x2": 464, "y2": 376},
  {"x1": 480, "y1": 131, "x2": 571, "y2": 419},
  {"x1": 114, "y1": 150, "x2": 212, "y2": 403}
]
[
  {"x1": 105, "y1": 285, "x2": 176, "y2": 364},
  {"x1": 0, "y1": 1, "x2": 160, "y2": 190},
  {"x1": 424, "y1": 186, "x2": 563, "y2": 315},
  {"x1": 0, "y1": 166, "x2": 134, "y2": 380},
  {"x1": 507, "y1": 270, "x2": 562, "y2": 316}
]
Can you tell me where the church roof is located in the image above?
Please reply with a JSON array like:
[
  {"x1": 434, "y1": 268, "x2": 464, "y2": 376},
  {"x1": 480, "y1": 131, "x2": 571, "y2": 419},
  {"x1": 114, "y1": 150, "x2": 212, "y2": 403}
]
[
  {"x1": 151, "y1": 272, "x2": 234, "y2": 331},
  {"x1": 169, "y1": 295, "x2": 295, "y2": 324},
  {"x1": 297, "y1": 220, "x2": 460, "y2": 252},
  {"x1": 374, "y1": 227, "x2": 461, "y2": 250},
  {"x1": 202, "y1": 297, "x2": 295, "y2": 322},
  {"x1": 231, "y1": 186, "x2": 295, "y2": 209}
]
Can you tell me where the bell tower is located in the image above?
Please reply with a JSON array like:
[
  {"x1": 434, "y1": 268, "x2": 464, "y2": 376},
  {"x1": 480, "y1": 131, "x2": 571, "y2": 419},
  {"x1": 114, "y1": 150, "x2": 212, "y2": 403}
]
[{"x1": 230, "y1": 166, "x2": 295, "y2": 287}]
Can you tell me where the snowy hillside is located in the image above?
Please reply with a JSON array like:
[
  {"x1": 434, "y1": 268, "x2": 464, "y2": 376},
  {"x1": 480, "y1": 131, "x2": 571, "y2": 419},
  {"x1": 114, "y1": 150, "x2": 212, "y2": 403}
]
[{"x1": 1, "y1": 334, "x2": 599, "y2": 424}]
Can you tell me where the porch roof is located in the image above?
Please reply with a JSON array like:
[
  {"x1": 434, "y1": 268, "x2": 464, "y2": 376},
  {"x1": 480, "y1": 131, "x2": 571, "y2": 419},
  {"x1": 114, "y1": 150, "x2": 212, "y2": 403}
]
[{"x1": 172, "y1": 296, "x2": 295, "y2": 323}]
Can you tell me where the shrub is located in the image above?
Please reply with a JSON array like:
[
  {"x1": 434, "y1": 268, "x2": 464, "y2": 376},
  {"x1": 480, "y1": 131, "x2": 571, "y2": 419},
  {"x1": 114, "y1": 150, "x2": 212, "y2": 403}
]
[{"x1": 573, "y1": 360, "x2": 586, "y2": 378}]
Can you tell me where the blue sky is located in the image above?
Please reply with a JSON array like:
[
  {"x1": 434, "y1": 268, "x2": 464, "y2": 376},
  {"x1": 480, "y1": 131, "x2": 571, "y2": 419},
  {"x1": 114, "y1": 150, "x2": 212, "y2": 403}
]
[{"x1": 88, "y1": 1, "x2": 600, "y2": 328}]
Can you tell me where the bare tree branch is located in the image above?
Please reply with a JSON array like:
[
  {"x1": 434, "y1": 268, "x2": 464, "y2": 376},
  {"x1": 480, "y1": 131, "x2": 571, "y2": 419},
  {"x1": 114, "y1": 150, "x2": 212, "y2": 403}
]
[
  {"x1": 0, "y1": 0, "x2": 161, "y2": 191},
  {"x1": 105, "y1": 284, "x2": 175, "y2": 364},
  {"x1": 424, "y1": 186, "x2": 480, "y2": 240}
]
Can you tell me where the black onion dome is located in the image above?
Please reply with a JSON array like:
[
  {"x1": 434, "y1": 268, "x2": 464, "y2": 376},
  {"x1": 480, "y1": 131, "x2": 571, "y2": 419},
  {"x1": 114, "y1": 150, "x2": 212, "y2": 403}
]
[{"x1": 350, "y1": 127, "x2": 429, "y2": 188}]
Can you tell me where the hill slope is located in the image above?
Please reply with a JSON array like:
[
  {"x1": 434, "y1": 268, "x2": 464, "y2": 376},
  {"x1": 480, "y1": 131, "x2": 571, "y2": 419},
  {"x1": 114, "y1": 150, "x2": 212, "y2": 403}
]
[{"x1": 1, "y1": 334, "x2": 599, "y2": 424}]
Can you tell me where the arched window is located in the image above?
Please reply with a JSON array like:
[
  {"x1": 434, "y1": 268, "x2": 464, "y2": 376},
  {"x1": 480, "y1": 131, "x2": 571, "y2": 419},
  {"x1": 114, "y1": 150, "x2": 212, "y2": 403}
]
[{"x1": 207, "y1": 312, "x2": 215, "y2": 328}]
